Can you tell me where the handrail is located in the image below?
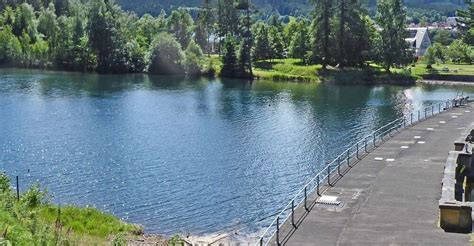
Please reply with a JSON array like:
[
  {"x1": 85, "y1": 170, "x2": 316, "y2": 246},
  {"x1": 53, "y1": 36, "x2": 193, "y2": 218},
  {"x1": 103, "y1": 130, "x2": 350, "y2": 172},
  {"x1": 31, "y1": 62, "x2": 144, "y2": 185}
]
[{"x1": 256, "y1": 97, "x2": 469, "y2": 246}]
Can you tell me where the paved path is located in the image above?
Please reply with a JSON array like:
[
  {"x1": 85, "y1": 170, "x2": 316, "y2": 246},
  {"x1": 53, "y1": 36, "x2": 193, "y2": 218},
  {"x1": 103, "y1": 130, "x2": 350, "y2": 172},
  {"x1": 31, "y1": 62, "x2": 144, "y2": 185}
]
[{"x1": 275, "y1": 105, "x2": 474, "y2": 245}]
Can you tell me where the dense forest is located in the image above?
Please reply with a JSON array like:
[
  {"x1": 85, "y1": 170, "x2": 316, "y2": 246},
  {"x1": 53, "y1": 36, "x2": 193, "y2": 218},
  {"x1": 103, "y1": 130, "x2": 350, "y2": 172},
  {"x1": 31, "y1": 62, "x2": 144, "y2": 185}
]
[
  {"x1": 0, "y1": 0, "x2": 472, "y2": 77},
  {"x1": 115, "y1": 0, "x2": 467, "y2": 18}
]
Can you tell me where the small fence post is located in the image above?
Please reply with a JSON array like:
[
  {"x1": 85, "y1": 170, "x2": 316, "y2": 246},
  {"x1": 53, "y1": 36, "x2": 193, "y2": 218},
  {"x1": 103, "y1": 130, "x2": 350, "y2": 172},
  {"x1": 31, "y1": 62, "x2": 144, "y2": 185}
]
[
  {"x1": 304, "y1": 186, "x2": 308, "y2": 211},
  {"x1": 317, "y1": 175, "x2": 320, "y2": 196},
  {"x1": 418, "y1": 110, "x2": 420, "y2": 121},
  {"x1": 291, "y1": 200, "x2": 296, "y2": 228},
  {"x1": 424, "y1": 107, "x2": 427, "y2": 119},
  {"x1": 403, "y1": 117, "x2": 406, "y2": 128},
  {"x1": 260, "y1": 238, "x2": 263, "y2": 246},
  {"x1": 373, "y1": 133, "x2": 376, "y2": 146},
  {"x1": 432, "y1": 105, "x2": 434, "y2": 116},
  {"x1": 364, "y1": 137, "x2": 368, "y2": 153},
  {"x1": 439, "y1": 103, "x2": 441, "y2": 113},
  {"x1": 337, "y1": 157, "x2": 342, "y2": 176},
  {"x1": 16, "y1": 176, "x2": 19, "y2": 201},
  {"x1": 327, "y1": 165, "x2": 331, "y2": 185},
  {"x1": 276, "y1": 217, "x2": 280, "y2": 246},
  {"x1": 346, "y1": 150, "x2": 350, "y2": 166},
  {"x1": 410, "y1": 113, "x2": 413, "y2": 125},
  {"x1": 356, "y1": 143, "x2": 359, "y2": 159}
]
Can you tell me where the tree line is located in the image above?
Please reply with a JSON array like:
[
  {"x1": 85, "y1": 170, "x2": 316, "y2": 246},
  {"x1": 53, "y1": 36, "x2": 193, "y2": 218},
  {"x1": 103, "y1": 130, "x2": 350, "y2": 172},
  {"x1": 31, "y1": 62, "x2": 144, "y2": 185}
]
[
  {"x1": 0, "y1": 0, "x2": 472, "y2": 78},
  {"x1": 0, "y1": 0, "x2": 208, "y2": 76}
]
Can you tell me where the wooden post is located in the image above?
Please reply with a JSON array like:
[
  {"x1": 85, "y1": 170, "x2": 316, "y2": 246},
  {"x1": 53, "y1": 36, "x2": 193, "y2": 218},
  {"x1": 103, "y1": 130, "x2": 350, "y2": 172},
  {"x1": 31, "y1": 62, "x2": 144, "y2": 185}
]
[{"x1": 16, "y1": 176, "x2": 19, "y2": 201}]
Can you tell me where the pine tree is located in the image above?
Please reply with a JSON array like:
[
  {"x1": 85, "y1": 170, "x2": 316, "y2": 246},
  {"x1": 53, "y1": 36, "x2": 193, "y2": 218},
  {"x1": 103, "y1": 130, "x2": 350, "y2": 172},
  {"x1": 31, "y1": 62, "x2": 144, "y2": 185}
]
[
  {"x1": 252, "y1": 23, "x2": 271, "y2": 61},
  {"x1": 311, "y1": 0, "x2": 333, "y2": 68},
  {"x1": 220, "y1": 36, "x2": 242, "y2": 77},
  {"x1": 375, "y1": 0, "x2": 411, "y2": 71}
]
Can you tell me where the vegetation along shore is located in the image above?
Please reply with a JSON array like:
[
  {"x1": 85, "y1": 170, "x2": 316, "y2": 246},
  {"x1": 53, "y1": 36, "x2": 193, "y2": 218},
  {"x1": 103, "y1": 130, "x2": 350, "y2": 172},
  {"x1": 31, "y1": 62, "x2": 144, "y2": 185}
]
[
  {"x1": 0, "y1": 172, "x2": 184, "y2": 245},
  {"x1": 0, "y1": 0, "x2": 472, "y2": 84}
]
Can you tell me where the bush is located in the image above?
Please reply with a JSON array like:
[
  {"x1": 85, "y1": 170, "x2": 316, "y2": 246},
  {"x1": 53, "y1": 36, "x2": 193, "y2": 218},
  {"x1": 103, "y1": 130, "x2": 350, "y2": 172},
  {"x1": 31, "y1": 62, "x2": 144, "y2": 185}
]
[
  {"x1": 184, "y1": 41, "x2": 203, "y2": 76},
  {"x1": 148, "y1": 33, "x2": 185, "y2": 75}
]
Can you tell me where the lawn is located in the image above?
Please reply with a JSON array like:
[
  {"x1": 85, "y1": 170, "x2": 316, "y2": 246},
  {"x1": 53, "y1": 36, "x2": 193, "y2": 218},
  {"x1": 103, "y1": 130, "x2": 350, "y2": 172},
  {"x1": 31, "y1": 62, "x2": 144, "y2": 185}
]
[
  {"x1": 209, "y1": 55, "x2": 473, "y2": 83},
  {"x1": 411, "y1": 63, "x2": 474, "y2": 76},
  {"x1": 253, "y1": 58, "x2": 322, "y2": 81}
]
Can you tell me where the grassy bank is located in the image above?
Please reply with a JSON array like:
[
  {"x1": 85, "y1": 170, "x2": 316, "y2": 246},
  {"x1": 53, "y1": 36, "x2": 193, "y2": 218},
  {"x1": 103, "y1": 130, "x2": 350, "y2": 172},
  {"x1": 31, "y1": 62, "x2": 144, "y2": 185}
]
[
  {"x1": 249, "y1": 58, "x2": 415, "y2": 84},
  {"x1": 0, "y1": 172, "x2": 165, "y2": 245},
  {"x1": 208, "y1": 55, "x2": 473, "y2": 83}
]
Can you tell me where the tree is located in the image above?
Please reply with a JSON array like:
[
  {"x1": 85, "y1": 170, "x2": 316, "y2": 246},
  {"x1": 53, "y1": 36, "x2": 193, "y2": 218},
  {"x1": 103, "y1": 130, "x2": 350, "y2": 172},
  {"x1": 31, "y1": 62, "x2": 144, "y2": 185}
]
[
  {"x1": 184, "y1": 40, "x2": 203, "y2": 76},
  {"x1": 238, "y1": 36, "x2": 252, "y2": 78},
  {"x1": 431, "y1": 42, "x2": 446, "y2": 63},
  {"x1": 339, "y1": 0, "x2": 372, "y2": 66},
  {"x1": 447, "y1": 39, "x2": 471, "y2": 64},
  {"x1": 137, "y1": 13, "x2": 166, "y2": 49},
  {"x1": 268, "y1": 26, "x2": 284, "y2": 59},
  {"x1": 220, "y1": 36, "x2": 243, "y2": 78},
  {"x1": 37, "y1": 3, "x2": 58, "y2": 41},
  {"x1": 12, "y1": 3, "x2": 37, "y2": 40},
  {"x1": 425, "y1": 46, "x2": 436, "y2": 68},
  {"x1": 88, "y1": 0, "x2": 130, "y2": 73},
  {"x1": 252, "y1": 23, "x2": 271, "y2": 61},
  {"x1": 457, "y1": 0, "x2": 473, "y2": 45},
  {"x1": 375, "y1": 0, "x2": 411, "y2": 71},
  {"x1": 195, "y1": 9, "x2": 214, "y2": 54},
  {"x1": 433, "y1": 29, "x2": 452, "y2": 46},
  {"x1": 0, "y1": 25, "x2": 22, "y2": 65},
  {"x1": 310, "y1": 0, "x2": 333, "y2": 68},
  {"x1": 288, "y1": 20, "x2": 309, "y2": 60},
  {"x1": 217, "y1": 0, "x2": 239, "y2": 39},
  {"x1": 148, "y1": 32, "x2": 185, "y2": 75},
  {"x1": 167, "y1": 8, "x2": 193, "y2": 48}
]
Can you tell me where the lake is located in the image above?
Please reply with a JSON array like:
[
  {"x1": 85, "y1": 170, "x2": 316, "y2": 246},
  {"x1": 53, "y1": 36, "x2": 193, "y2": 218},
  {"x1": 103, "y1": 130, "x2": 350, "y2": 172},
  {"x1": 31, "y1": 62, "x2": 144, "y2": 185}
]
[{"x1": 0, "y1": 68, "x2": 472, "y2": 237}]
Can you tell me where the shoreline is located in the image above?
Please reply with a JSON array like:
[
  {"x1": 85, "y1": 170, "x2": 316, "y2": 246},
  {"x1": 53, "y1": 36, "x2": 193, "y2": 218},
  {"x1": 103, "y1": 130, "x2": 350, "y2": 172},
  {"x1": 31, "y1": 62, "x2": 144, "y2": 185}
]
[{"x1": 418, "y1": 79, "x2": 474, "y2": 86}]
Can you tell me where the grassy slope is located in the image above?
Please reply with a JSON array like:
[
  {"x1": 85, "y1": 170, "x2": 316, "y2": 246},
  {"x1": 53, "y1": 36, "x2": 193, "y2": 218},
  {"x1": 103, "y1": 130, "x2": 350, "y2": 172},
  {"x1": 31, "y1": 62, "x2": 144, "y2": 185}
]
[{"x1": 0, "y1": 177, "x2": 142, "y2": 245}]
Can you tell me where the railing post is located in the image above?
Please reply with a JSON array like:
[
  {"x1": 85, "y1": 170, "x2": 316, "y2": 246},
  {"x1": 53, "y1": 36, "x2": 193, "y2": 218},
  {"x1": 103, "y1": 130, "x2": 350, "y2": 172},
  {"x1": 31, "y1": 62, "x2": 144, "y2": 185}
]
[
  {"x1": 432, "y1": 105, "x2": 434, "y2": 116},
  {"x1": 403, "y1": 117, "x2": 406, "y2": 128},
  {"x1": 346, "y1": 150, "x2": 350, "y2": 166},
  {"x1": 424, "y1": 107, "x2": 427, "y2": 119},
  {"x1": 260, "y1": 238, "x2": 263, "y2": 246},
  {"x1": 373, "y1": 133, "x2": 376, "y2": 146},
  {"x1": 327, "y1": 165, "x2": 331, "y2": 185},
  {"x1": 317, "y1": 175, "x2": 320, "y2": 196},
  {"x1": 364, "y1": 137, "x2": 368, "y2": 153},
  {"x1": 304, "y1": 186, "x2": 308, "y2": 211},
  {"x1": 276, "y1": 217, "x2": 280, "y2": 246},
  {"x1": 439, "y1": 103, "x2": 441, "y2": 113},
  {"x1": 356, "y1": 143, "x2": 359, "y2": 159},
  {"x1": 16, "y1": 176, "x2": 19, "y2": 201},
  {"x1": 291, "y1": 200, "x2": 296, "y2": 228},
  {"x1": 337, "y1": 157, "x2": 342, "y2": 176},
  {"x1": 418, "y1": 110, "x2": 420, "y2": 121},
  {"x1": 410, "y1": 113, "x2": 413, "y2": 125}
]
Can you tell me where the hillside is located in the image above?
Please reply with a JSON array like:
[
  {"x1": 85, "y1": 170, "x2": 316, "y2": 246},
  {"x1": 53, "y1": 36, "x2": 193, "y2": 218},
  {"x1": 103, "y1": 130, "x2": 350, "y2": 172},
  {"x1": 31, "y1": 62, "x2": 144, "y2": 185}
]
[{"x1": 116, "y1": 0, "x2": 466, "y2": 16}]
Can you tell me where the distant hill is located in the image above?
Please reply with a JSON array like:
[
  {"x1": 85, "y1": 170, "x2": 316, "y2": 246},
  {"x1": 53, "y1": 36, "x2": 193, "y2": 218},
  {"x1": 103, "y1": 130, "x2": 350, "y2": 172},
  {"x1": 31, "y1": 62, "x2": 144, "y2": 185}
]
[{"x1": 116, "y1": 0, "x2": 466, "y2": 16}]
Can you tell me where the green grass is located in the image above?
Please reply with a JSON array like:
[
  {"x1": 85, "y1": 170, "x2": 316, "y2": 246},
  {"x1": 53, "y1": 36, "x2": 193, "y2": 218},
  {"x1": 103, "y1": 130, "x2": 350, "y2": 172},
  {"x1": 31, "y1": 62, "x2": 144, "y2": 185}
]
[
  {"x1": 0, "y1": 173, "x2": 143, "y2": 245},
  {"x1": 209, "y1": 56, "x2": 473, "y2": 83},
  {"x1": 40, "y1": 206, "x2": 142, "y2": 238},
  {"x1": 253, "y1": 58, "x2": 322, "y2": 81}
]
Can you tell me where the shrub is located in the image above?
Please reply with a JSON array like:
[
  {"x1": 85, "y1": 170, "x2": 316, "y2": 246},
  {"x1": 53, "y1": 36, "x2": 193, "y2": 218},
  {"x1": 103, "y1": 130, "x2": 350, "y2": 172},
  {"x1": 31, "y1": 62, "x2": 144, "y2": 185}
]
[{"x1": 148, "y1": 33, "x2": 185, "y2": 75}]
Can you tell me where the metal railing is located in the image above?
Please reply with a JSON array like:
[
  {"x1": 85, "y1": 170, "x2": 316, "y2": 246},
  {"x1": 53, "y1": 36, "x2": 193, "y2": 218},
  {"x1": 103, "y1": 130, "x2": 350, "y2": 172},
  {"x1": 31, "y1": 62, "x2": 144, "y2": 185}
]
[{"x1": 257, "y1": 97, "x2": 469, "y2": 246}]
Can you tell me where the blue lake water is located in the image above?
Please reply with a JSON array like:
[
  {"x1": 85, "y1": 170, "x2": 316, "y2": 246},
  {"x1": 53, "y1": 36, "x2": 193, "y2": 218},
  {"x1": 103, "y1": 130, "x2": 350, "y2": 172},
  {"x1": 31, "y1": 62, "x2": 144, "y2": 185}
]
[{"x1": 0, "y1": 68, "x2": 472, "y2": 236}]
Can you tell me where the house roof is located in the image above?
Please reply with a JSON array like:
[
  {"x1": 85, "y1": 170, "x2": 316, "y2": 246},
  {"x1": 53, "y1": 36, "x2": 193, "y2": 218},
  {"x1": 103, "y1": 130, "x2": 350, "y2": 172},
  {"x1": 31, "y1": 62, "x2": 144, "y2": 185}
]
[{"x1": 405, "y1": 27, "x2": 429, "y2": 50}]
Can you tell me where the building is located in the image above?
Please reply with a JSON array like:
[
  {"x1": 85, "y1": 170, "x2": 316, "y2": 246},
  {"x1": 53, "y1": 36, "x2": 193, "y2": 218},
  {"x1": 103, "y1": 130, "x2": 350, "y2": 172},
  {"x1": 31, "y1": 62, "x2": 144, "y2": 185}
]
[
  {"x1": 405, "y1": 27, "x2": 431, "y2": 57},
  {"x1": 446, "y1": 17, "x2": 457, "y2": 27}
]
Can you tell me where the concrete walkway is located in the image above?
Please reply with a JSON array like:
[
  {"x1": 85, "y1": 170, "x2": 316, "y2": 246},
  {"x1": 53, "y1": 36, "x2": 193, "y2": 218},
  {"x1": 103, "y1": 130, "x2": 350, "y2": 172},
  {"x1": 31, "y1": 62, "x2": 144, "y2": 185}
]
[{"x1": 276, "y1": 105, "x2": 474, "y2": 245}]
